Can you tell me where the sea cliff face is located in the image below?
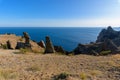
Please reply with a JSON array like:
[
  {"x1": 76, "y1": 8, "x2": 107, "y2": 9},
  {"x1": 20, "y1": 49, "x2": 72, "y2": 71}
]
[{"x1": 74, "y1": 26, "x2": 120, "y2": 55}]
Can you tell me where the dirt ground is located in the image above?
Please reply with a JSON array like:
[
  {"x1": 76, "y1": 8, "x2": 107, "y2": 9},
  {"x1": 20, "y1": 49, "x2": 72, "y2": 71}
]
[{"x1": 0, "y1": 49, "x2": 120, "y2": 80}]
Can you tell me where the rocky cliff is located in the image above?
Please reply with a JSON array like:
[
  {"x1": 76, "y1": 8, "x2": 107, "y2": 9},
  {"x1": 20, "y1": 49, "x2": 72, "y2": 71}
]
[{"x1": 74, "y1": 26, "x2": 120, "y2": 55}]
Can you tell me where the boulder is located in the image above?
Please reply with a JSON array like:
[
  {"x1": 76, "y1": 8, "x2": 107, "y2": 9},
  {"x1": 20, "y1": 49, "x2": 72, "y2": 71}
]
[
  {"x1": 23, "y1": 32, "x2": 30, "y2": 44},
  {"x1": 103, "y1": 39, "x2": 119, "y2": 53},
  {"x1": 45, "y1": 36, "x2": 55, "y2": 53},
  {"x1": 16, "y1": 42, "x2": 25, "y2": 49},
  {"x1": 54, "y1": 46, "x2": 66, "y2": 53},
  {"x1": 74, "y1": 42, "x2": 104, "y2": 55},
  {"x1": 6, "y1": 40, "x2": 17, "y2": 49},
  {"x1": 7, "y1": 40, "x2": 12, "y2": 49},
  {"x1": 38, "y1": 40, "x2": 46, "y2": 48}
]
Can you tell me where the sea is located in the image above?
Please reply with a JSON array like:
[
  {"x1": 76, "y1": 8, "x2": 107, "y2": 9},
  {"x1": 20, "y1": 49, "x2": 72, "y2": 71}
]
[{"x1": 0, "y1": 27, "x2": 119, "y2": 51}]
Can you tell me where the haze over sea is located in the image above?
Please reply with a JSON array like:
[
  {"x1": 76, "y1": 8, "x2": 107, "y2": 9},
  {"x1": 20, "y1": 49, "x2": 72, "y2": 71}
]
[{"x1": 0, "y1": 27, "x2": 119, "y2": 51}]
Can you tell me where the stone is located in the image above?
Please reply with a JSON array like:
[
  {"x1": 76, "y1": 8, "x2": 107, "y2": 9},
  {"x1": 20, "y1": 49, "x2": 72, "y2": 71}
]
[
  {"x1": 7, "y1": 40, "x2": 12, "y2": 49},
  {"x1": 38, "y1": 40, "x2": 46, "y2": 48},
  {"x1": 103, "y1": 39, "x2": 118, "y2": 53},
  {"x1": 23, "y1": 32, "x2": 30, "y2": 44},
  {"x1": 73, "y1": 43, "x2": 104, "y2": 55},
  {"x1": 45, "y1": 36, "x2": 55, "y2": 53},
  {"x1": 6, "y1": 40, "x2": 17, "y2": 49},
  {"x1": 16, "y1": 42, "x2": 25, "y2": 49},
  {"x1": 54, "y1": 46, "x2": 66, "y2": 53}
]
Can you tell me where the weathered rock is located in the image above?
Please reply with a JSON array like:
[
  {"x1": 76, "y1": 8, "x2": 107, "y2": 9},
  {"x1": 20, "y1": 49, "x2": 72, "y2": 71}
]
[
  {"x1": 103, "y1": 39, "x2": 119, "y2": 53},
  {"x1": 74, "y1": 26, "x2": 120, "y2": 55},
  {"x1": 54, "y1": 46, "x2": 66, "y2": 53},
  {"x1": 74, "y1": 43, "x2": 104, "y2": 55},
  {"x1": 38, "y1": 40, "x2": 46, "y2": 48},
  {"x1": 23, "y1": 32, "x2": 31, "y2": 48},
  {"x1": 45, "y1": 36, "x2": 55, "y2": 53},
  {"x1": 7, "y1": 40, "x2": 12, "y2": 49},
  {"x1": 23, "y1": 32, "x2": 30, "y2": 44},
  {"x1": 6, "y1": 40, "x2": 17, "y2": 49},
  {"x1": 16, "y1": 42, "x2": 25, "y2": 49},
  {"x1": 96, "y1": 26, "x2": 120, "y2": 44}
]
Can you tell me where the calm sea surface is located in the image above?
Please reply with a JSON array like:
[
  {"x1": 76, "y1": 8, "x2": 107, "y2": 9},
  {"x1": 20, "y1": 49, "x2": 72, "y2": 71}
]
[{"x1": 0, "y1": 27, "x2": 119, "y2": 51}]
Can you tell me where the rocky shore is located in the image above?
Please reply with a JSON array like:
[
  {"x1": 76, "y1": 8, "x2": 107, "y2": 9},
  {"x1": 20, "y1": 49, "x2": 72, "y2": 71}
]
[
  {"x1": 0, "y1": 26, "x2": 120, "y2": 80},
  {"x1": 0, "y1": 26, "x2": 120, "y2": 56},
  {"x1": 74, "y1": 26, "x2": 120, "y2": 55}
]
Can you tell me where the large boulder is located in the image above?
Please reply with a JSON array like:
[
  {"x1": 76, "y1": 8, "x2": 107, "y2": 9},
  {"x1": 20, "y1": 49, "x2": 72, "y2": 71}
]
[
  {"x1": 45, "y1": 36, "x2": 55, "y2": 53},
  {"x1": 54, "y1": 46, "x2": 66, "y2": 53},
  {"x1": 7, "y1": 40, "x2": 17, "y2": 49},
  {"x1": 23, "y1": 32, "x2": 30, "y2": 45},
  {"x1": 38, "y1": 40, "x2": 46, "y2": 48}
]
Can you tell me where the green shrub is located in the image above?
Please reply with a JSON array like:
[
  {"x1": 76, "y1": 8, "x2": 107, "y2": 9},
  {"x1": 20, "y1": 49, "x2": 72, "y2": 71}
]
[
  {"x1": 19, "y1": 48, "x2": 31, "y2": 54},
  {"x1": 1, "y1": 44, "x2": 8, "y2": 49},
  {"x1": 100, "y1": 50, "x2": 111, "y2": 55},
  {"x1": 80, "y1": 72, "x2": 87, "y2": 80},
  {"x1": 54, "y1": 72, "x2": 69, "y2": 80}
]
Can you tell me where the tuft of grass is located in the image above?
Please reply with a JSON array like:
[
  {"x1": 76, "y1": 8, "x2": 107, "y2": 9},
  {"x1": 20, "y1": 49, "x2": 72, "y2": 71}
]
[
  {"x1": 100, "y1": 50, "x2": 111, "y2": 55},
  {"x1": 19, "y1": 48, "x2": 31, "y2": 54},
  {"x1": 26, "y1": 65, "x2": 41, "y2": 72},
  {"x1": 0, "y1": 68, "x2": 18, "y2": 80},
  {"x1": 1, "y1": 44, "x2": 8, "y2": 49},
  {"x1": 53, "y1": 72, "x2": 69, "y2": 80},
  {"x1": 79, "y1": 72, "x2": 87, "y2": 80},
  {"x1": 19, "y1": 38, "x2": 23, "y2": 41},
  {"x1": 90, "y1": 70, "x2": 102, "y2": 77}
]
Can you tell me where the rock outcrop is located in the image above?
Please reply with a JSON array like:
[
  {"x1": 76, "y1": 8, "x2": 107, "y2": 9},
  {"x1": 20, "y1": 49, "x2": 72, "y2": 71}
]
[
  {"x1": 38, "y1": 40, "x2": 46, "y2": 48},
  {"x1": 54, "y1": 46, "x2": 66, "y2": 53},
  {"x1": 74, "y1": 26, "x2": 120, "y2": 55},
  {"x1": 16, "y1": 32, "x2": 31, "y2": 49},
  {"x1": 7, "y1": 40, "x2": 13, "y2": 49},
  {"x1": 23, "y1": 32, "x2": 30, "y2": 45},
  {"x1": 45, "y1": 36, "x2": 55, "y2": 53},
  {"x1": 74, "y1": 43, "x2": 103, "y2": 55},
  {"x1": 96, "y1": 26, "x2": 120, "y2": 43}
]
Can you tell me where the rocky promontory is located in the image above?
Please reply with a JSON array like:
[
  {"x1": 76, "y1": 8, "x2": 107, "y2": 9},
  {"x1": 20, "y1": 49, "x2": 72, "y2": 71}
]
[
  {"x1": 74, "y1": 26, "x2": 120, "y2": 55},
  {"x1": 0, "y1": 26, "x2": 120, "y2": 56}
]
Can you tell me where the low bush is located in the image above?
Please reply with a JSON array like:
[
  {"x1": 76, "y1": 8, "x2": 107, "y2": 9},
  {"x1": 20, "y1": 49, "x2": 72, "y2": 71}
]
[
  {"x1": 1, "y1": 44, "x2": 8, "y2": 49},
  {"x1": 53, "y1": 72, "x2": 69, "y2": 80},
  {"x1": 100, "y1": 50, "x2": 111, "y2": 55},
  {"x1": 79, "y1": 72, "x2": 87, "y2": 80}
]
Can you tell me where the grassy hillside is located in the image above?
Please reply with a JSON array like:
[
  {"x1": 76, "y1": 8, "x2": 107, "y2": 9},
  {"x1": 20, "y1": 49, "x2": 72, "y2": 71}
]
[{"x1": 0, "y1": 49, "x2": 120, "y2": 80}]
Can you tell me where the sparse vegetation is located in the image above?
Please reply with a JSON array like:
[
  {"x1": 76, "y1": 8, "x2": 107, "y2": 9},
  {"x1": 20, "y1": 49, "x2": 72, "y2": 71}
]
[
  {"x1": 0, "y1": 68, "x2": 18, "y2": 80},
  {"x1": 26, "y1": 65, "x2": 41, "y2": 72},
  {"x1": 79, "y1": 72, "x2": 87, "y2": 80},
  {"x1": 100, "y1": 50, "x2": 111, "y2": 55},
  {"x1": 90, "y1": 70, "x2": 102, "y2": 77},
  {"x1": 19, "y1": 48, "x2": 31, "y2": 54},
  {"x1": 54, "y1": 72, "x2": 69, "y2": 80},
  {"x1": 1, "y1": 44, "x2": 8, "y2": 49},
  {"x1": 19, "y1": 37, "x2": 23, "y2": 41}
]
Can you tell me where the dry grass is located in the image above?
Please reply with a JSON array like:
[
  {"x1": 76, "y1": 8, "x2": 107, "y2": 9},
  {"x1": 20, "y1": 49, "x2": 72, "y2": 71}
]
[
  {"x1": 79, "y1": 72, "x2": 87, "y2": 80},
  {"x1": 0, "y1": 68, "x2": 18, "y2": 80},
  {"x1": 0, "y1": 49, "x2": 120, "y2": 80}
]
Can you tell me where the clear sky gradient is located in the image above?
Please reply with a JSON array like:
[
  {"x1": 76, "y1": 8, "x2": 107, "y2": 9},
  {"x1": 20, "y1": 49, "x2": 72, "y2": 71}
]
[{"x1": 0, "y1": 0, "x2": 120, "y2": 27}]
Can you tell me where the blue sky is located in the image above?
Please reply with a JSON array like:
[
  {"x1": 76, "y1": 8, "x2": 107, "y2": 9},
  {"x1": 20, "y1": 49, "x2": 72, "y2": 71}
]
[{"x1": 0, "y1": 0, "x2": 120, "y2": 27}]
